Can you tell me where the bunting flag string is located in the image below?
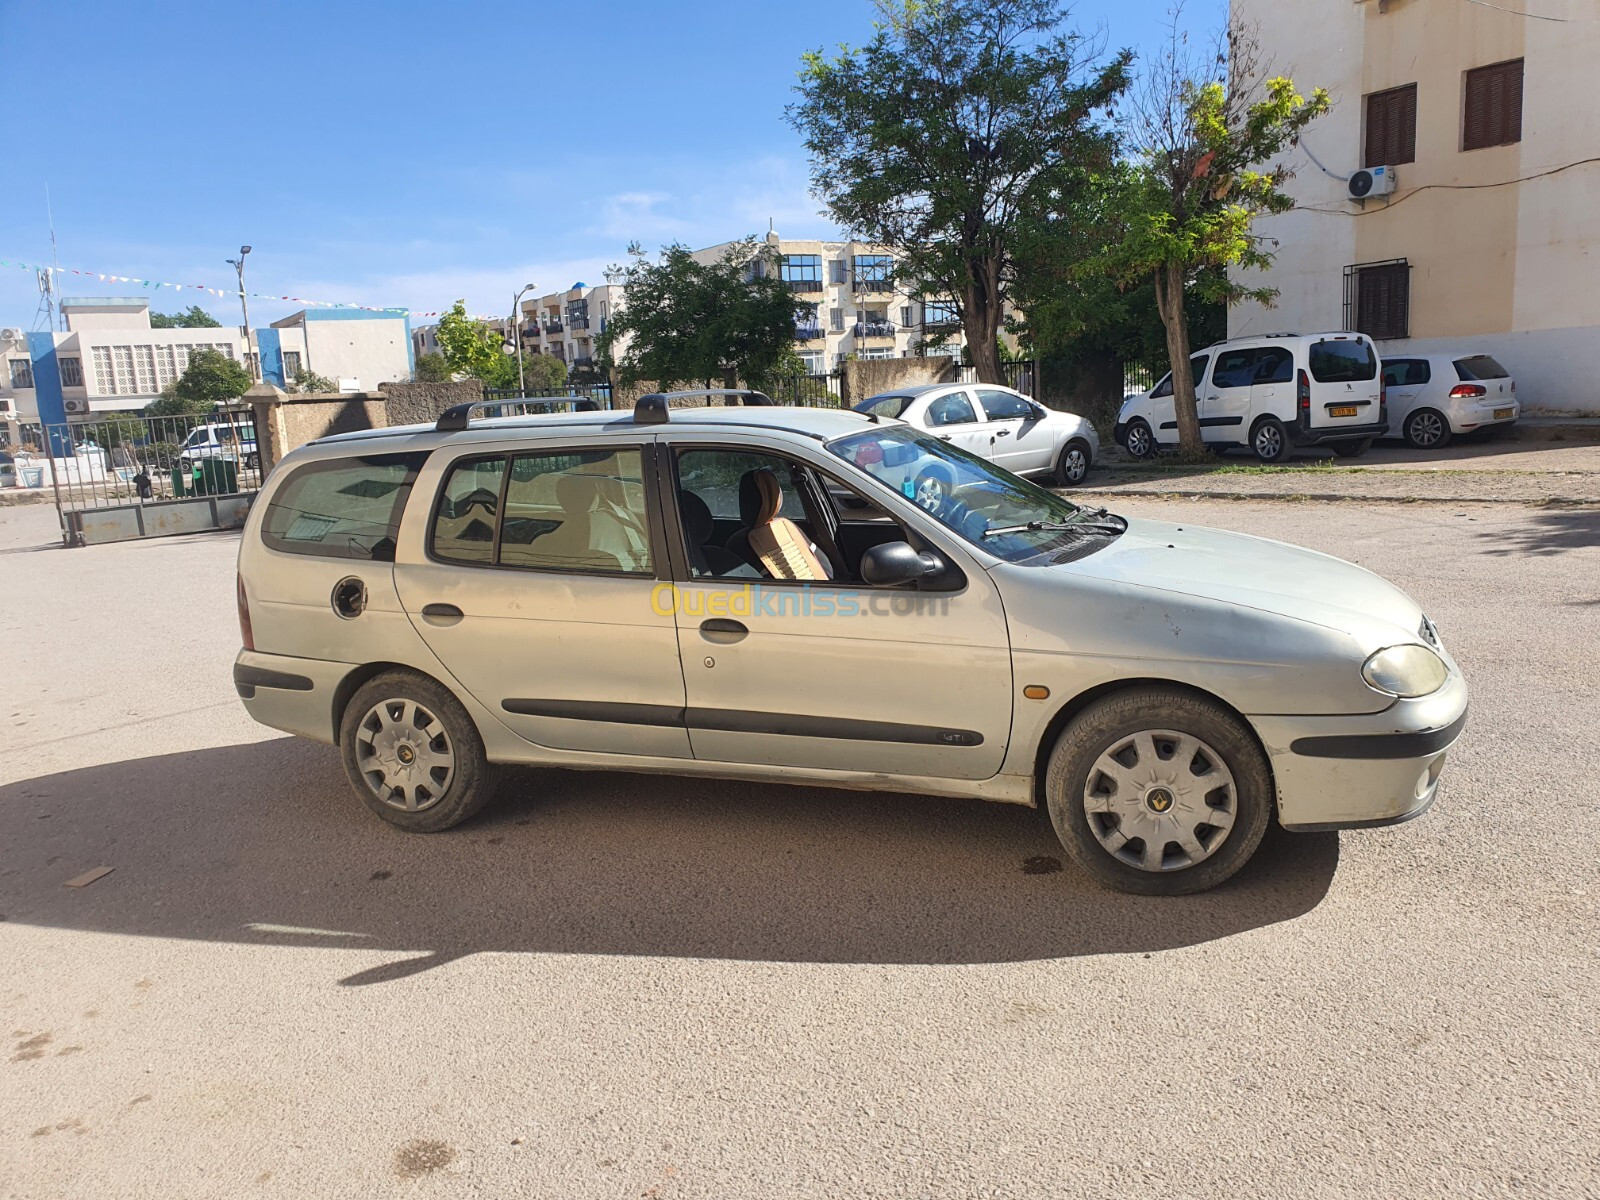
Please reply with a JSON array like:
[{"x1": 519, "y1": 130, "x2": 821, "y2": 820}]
[{"x1": 0, "y1": 254, "x2": 497, "y2": 320}]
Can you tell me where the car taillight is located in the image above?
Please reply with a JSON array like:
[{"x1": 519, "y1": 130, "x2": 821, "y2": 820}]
[
  {"x1": 1297, "y1": 369, "x2": 1311, "y2": 415},
  {"x1": 237, "y1": 574, "x2": 255, "y2": 651},
  {"x1": 1510, "y1": 379, "x2": 1516, "y2": 393},
  {"x1": 1449, "y1": 383, "x2": 1487, "y2": 398},
  {"x1": 1380, "y1": 381, "x2": 1388, "y2": 422}
]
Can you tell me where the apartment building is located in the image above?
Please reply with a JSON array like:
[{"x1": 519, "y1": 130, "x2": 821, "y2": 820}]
[
  {"x1": 693, "y1": 231, "x2": 969, "y2": 373},
  {"x1": 1, "y1": 298, "x2": 413, "y2": 443},
  {"x1": 1230, "y1": 0, "x2": 1600, "y2": 413},
  {"x1": 513, "y1": 282, "x2": 624, "y2": 377}
]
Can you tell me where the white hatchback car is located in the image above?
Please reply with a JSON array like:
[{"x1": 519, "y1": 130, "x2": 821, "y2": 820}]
[
  {"x1": 1381, "y1": 353, "x2": 1520, "y2": 449},
  {"x1": 854, "y1": 383, "x2": 1099, "y2": 486},
  {"x1": 1117, "y1": 332, "x2": 1387, "y2": 462}
]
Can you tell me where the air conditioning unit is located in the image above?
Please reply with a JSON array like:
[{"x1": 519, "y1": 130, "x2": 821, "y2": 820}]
[
  {"x1": 0, "y1": 327, "x2": 23, "y2": 344},
  {"x1": 1348, "y1": 166, "x2": 1397, "y2": 200},
  {"x1": 63, "y1": 398, "x2": 88, "y2": 414}
]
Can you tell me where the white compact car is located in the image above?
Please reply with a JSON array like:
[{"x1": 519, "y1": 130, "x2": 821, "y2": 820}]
[
  {"x1": 1116, "y1": 332, "x2": 1387, "y2": 462},
  {"x1": 1381, "y1": 353, "x2": 1519, "y2": 449},
  {"x1": 854, "y1": 383, "x2": 1099, "y2": 486}
]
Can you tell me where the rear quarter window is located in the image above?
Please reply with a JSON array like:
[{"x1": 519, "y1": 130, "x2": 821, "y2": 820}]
[
  {"x1": 260, "y1": 452, "x2": 427, "y2": 561},
  {"x1": 1309, "y1": 338, "x2": 1378, "y2": 383},
  {"x1": 1454, "y1": 355, "x2": 1510, "y2": 381},
  {"x1": 856, "y1": 395, "x2": 912, "y2": 419}
]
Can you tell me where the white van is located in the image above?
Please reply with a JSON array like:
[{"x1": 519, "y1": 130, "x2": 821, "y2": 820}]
[{"x1": 1116, "y1": 332, "x2": 1387, "y2": 462}]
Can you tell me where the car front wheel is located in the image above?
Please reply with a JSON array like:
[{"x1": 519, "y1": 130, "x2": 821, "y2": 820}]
[
  {"x1": 1054, "y1": 438, "x2": 1092, "y2": 486},
  {"x1": 340, "y1": 670, "x2": 495, "y2": 832},
  {"x1": 1044, "y1": 687, "x2": 1273, "y2": 895},
  {"x1": 1123, "y1": 419, "x2": 1156, "y2": 459}
]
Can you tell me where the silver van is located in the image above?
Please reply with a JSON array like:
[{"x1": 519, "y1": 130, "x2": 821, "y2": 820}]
[{"x1": 234, "y1": 392, "x2": 1467, "y2": 895}]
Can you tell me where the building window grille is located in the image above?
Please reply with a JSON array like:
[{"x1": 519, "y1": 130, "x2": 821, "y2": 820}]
[
  {"x1": 8, "y1": 358, "x2": 34, "y2": 390},
  {"x1": 1344, "y1": 259, "x2": 1411, "y2": 341},
  {"x1": 282, "y1": 351, "x2": 302, "y2": 378}
]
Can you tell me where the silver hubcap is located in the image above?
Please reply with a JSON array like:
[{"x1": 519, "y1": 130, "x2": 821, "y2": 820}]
[
  {"x1": 1410, "y1": 413, "x2": 1443, "y2": 446},
  {"x1": 355, "y1": 698, "x2": 455, "y2": 812},
  {"x1": 1255, "y1": 425, "x2": 1282, "y2": 458},
  {"x1": 915, "y1": 476, "x2": 946, "y2": 512},
  {"x1": 1083, "y1": 728, "x2": 1238, "y2": 872},
  {"x1": 1064, "y1": 448, "x2": 1087, "y2": 480},
  {"x1": 1128, "y1": 426, "x2": 1151, "y2": 456}
]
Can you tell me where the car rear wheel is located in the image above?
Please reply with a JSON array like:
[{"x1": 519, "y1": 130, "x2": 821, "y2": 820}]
[
  {"x1": 340, "y1": 671, "x2": 494, "y2": 832},
  {"x1": 1054, "y1": 438, "x2": 1092, "y2": 486},
  {"x1": 1250, "y1": 417, "x2": 1293, "y2": 463},
  {"x1": 1123, "y1": 420, "x2": 1156, "y2": 460},
  {"x1": 1404, "y1": 408, "x2": 1451, "y2": 450},
  {"x1": 1329, "y1": 438, "x2": 1372, "y2": 458},
  {"x1": 1044, "y1": 687, "x2": 1273, "y2": 895}
]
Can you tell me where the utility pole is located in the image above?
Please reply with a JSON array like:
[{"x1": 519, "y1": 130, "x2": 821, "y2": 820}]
[
  {"x1": 226, "y1": 245, "x2": 254, "y2": 379},
  {"x1": 512, "y1": 282, "x2": 535, "y2": 396}
]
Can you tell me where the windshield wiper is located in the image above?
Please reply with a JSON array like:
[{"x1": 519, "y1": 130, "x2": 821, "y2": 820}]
[
  {"x1": 982, "y1": 508, "x2": 1127, "y2": 540},
  {"x1": 981, "y1": 520, "x2": 1082, "y2": 539}
]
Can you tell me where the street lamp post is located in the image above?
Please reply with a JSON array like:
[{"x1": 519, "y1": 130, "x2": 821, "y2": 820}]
[
  {"x1": 512, "y1": 283, "x2": 535, "y2": 396},
  {"x1": 225, "y1": 245, "x2": 254, "y2": 380}
]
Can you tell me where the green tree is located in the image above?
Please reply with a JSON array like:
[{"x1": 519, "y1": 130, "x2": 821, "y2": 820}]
[
  {"x1": 435, "y1": 301, "x2": 517, "y2": 388},
  {"x1": 789, "y1": 0, "x2": 1130, "y2": 383},
  {"x1": 149, "y1": 305, "x2": 222, "y2": 329},
  {"x1": 284, "y1": 368, "x2": 337, "y2": 394},
  {"x1": 524, "y1": 353, "x2": 569, "y2": 391},
  {"x1": 1108, "y1": 21, "x2": 1328, "y2": 455},
  {"x1": 596, "y1": 240, "x2": 810, "y2": 390},
  {"x1": 413, "y1": 352, "x2": 453, "y2": 382},
  {"x1": 146, "y1": 348, "x2": 251, "y2": 416}
]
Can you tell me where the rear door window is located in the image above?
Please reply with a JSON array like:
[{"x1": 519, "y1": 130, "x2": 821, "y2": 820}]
[
  {"x1": 1383, "y1": 359, "x2": 1431, "y2": 387},
  {"x1": 975, "y1": 388, "x2": 1034, "y2": 420},
  {"x1": 1253, "y1": 346, "x2": 1294, "y2": 384},
  {"x1": 1210, "y1": 348, "x2": 1263, "y2": 389},
  {"x1": 1309, "y1": 338, "x2": 1378, "y2": 382},
  {"x1": 261, "y1": 452, "x2": 427, "y2": 561},
  {"x1": 925, "y1": 391, "x2": 978, "y2": 426},
  {"x1": 1454, "y1": 355, "x2": 1510, "y2": 381}
]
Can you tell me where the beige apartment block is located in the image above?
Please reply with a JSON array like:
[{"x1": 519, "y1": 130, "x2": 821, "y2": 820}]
[{"x1": 1230, "y1": 0, "x2": 1600, "y2": 413}]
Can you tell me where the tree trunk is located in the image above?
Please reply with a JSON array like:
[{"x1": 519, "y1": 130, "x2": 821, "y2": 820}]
[
  {"x1": 1153, "y1": 260, "x2": 1202, "y2": 456},
  {"x1": 961, "y1": 256, "x2": 1005, "y2": 384}
]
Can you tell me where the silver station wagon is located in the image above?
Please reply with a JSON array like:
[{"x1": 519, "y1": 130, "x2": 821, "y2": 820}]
[{"x1": 235, "y1": 391, "x2": 1468, "y2": 895}]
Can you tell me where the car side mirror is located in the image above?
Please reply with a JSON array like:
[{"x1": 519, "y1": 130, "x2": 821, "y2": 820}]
[{"x1": 860, "y1": 540, "x2": 943, "y2": 586}]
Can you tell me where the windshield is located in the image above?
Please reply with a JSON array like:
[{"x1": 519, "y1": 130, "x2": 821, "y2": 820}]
[
  {"x1": 827, "y1": 425, "x2": 1115, "y2": 563},
  {"x1": 854, "y1": 394, "x2": 913, "y2": 419}
]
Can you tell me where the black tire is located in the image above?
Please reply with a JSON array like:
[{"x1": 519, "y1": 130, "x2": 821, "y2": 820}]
[
  {"x1": 1044, "y1": 687, "x2": 1273, "y2": 895},
  {"x1": 245, "y1": 452, "x2": 260, "y2": 471},
  {"x1": 339, "y1": 670, "x2": 495, "y2": 832},
  {"x1": 1329, "y1": 437, "x2": 1372, "y2": 459},
  {"x1": 1054, "y1": 438, "x2": 1092, "y2": 486},
  {"x1": 1403, "y1": 408, "x2": 1452, "y2": 450},
  {"x1": 1123, "y1": 419, "x2": 1156, "y2": 460},
  {"x1": 1250, "y1": 416, "x2": 1293, "y2": 463}
]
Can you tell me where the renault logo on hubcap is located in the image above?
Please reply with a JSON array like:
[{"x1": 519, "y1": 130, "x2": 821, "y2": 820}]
[
  {"x1": 1145, "y1": 787, "x2": 1174, "y2": 813},
  {"x1": 397, "y1": 744, "x2": 415, "y2": 765}
]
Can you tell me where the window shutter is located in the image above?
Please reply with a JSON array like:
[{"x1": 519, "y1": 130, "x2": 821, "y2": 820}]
[
  {"x1": 1356, "y1": 263, "x2": 1410, "y2": 341},
  {"x1": 1397, "y1": 85, "x2": 1416, "y2": 163},
  {"x1": 1464, "y1": 59, "x2": 1523, "y2": 150},
  {"x1": 1365, "y1": 84, "x2": 1416, "y2": 166}
]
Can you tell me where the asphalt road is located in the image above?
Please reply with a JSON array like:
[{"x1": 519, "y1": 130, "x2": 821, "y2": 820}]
[{"x1": 1, "y1": 498, "x2": 1597, "y2": 1198}]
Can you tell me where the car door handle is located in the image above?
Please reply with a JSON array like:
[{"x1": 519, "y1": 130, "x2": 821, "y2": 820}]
[
  {"x1": 936, "y1": 434, "x2": 952, "y2": 441},
  {"x1": 699, "y1": 618, "x2": 748, "y2": 644},
  {"x1": 995, "y1": 428, "x2": 1011, "y2": 436},
  {"x1": 420, "y1": 603, "x2": 464, "y2": 626}
]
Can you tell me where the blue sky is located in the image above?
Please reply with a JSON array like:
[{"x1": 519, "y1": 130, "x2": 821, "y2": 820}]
[{"x1": 0, "y1": 0, "x2": 1218, "y2": 329}]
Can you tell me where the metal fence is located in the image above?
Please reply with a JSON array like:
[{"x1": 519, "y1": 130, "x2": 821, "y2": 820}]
[
  {"x1": 957, "y1": 360, "x2": 1038, "y2": 395},
  {"x1": 481, "y1": 384, "x2": 615, "y2": 410}
]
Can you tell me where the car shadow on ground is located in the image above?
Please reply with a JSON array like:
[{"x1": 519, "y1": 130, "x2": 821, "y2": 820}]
[
  {"x1": 0, "y1": 737, "x2": 1338, "y2": 984},
  {"x1": 1478, "y1": 508, "x2": 1600, "y2": 558}
]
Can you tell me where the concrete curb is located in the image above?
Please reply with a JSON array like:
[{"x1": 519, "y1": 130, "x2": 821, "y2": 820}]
[{"x1": 1070, "y1": 486, "x2": 1600, "y2": 506}]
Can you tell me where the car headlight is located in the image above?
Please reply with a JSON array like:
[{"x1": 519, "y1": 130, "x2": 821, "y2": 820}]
[{"x1": 1362, "y1": 644, "x2": 1449, "y2": 698}]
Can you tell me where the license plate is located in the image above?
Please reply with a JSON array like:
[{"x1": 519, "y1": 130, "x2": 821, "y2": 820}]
[
  {"x1": 1494, "y1": 407, "x2": 1513, "y2": 419},
  {"x1": 1329, "y1": 405, "x2": 1359, "y2": 418}
]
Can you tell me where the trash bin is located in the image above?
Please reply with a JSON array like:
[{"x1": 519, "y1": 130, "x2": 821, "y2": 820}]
[
  {"x1": 171, "y1": 466, "x2": 189, "y2": 497},
  {"x1": 197, "y1": 458, "x2": 238, "y2": 496}
]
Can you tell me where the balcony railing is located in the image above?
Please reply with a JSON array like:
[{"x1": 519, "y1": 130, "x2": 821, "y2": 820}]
[
  {"x1": 543, "y1": 320, "x2": 563, "y2": 334},
  {"x1": 567, "y1": 317, "x2": 590, "y2": 331},
  {"x1": 794, "y1": 322, "x2": 824, "y2": 341},
  {"x1": 785, "y1": 278, "x2": 824, "y2": 293},
  {"x1": 854, "y1": 321, "x2": 896, "y2": 339},
  {"x1": 855, "y1": 277, "x2": 894, "y2": 293}
]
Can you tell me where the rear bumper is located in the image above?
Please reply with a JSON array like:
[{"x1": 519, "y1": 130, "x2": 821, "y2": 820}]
[
  {"x1": 1290, "y1": 419, "x2": 1388, "y2": 447},
  {"x1": 1251, "y1": 672, "x2": 1469, "y2": 831},
  {"x1": 1448, "y1": 398, "x2": 1519, "y2": 433},
  {"x1": 234, "y1": 649, "x2": 356, "y2": 745}
]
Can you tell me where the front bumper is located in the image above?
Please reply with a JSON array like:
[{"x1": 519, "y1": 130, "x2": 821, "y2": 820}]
[
  {"x1": 1251, "y1": 671, "x2": 1469, "y2": 831},
  {"x1": 1112, "y1": 420, "x2": 1130, "y2": 448}
]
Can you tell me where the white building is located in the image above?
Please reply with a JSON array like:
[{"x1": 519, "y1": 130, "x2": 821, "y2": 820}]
[
  {"x1": 1, "y1": 298, "x2": 414, "y2": 443},
  {"x1": 694, "y1": 231, "x2": 969, "y2": 374},
  {"x1": 1230, "y1": 0, "x2": 1600, "y2": 413},
  {"x1": 515, "y1": 282, "x2": 625, "y2": 379}
]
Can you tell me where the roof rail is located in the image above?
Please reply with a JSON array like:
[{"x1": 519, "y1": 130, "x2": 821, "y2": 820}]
[
  {"x1": 433, "y1": 395, "x2": 602, "y2": 432},
  {"x1": 633, "y1": 389, "x2": 774, "y2": 426}
]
